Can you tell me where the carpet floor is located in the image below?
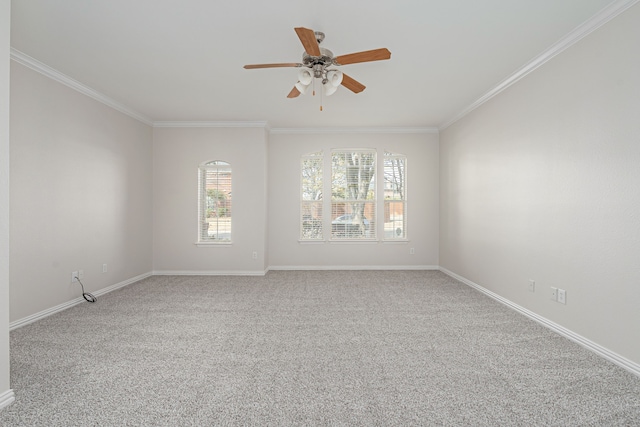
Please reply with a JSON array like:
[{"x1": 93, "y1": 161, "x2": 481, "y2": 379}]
[{"x1": 1, "y1": 270, "x2": 639, "y2": 426}]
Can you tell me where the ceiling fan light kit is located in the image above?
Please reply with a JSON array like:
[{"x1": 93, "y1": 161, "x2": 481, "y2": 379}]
[
  {"x1": 244, "y1": 27, "x2": 391, "y2": 108},
  {"x1": 298, "y1": 68, "x2": 313, "y2": 85},
  {"x1": 294, "y1": 81, "x2": 310, "y2": 94},
  {"x1": 327, "y1": 70, "x2": 343, "y2": 87},
  {"x1": 323, "y1": 84, "x2": 338, "y2": 97}
]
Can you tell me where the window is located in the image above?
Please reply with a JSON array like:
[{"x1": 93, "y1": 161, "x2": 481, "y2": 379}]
[
  {"x1": 383, "y1": 151, "x2": 407, "y2": 240},
  {"x1": 300, "y1": 148, "x2": 406, "y2": 242},
  {"x1": 331, "y1": 150, "x2": 376, "y2": 240},
  {"x1": 301, "y1": 151, "x2": 323, "y2": 240},
  {"x1": 198, "y1": 161, "x2": 232, "y2": 243}
]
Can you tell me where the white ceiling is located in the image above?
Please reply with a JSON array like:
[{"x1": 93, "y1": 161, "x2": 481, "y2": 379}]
[{"x1": 10, "y1": 0, "x2": 623, "y2": 129}]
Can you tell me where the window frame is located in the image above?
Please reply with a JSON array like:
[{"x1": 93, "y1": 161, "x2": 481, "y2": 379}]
[
  {"x1": 330, "y1": 149, "x2": 377, "y2": 242},
  {"x1": 300, "y1": 151, "x2": 324, "y2": 241},
  {"x1": 383, "y1": 151, "x2": 408, "y2": 241},
  {"x1": 299, "y1": 148, "x2": 408, "y2": 244},
  {"x1": 197, "y1": 160, "x2": 232, "y2": 246}
]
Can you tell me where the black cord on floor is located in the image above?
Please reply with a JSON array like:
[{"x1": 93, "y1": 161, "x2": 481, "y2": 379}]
[{"x1": 76, "y1": 277, "x2": 97, "y2": 303}]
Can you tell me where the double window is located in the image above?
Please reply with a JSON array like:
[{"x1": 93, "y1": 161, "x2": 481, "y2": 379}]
[
  {"x1": 198, "y1": 161, "x2": 232, "y2": 243},
  {"x1": 300, "y1": 149, "x2": 406, "y2": 241}
]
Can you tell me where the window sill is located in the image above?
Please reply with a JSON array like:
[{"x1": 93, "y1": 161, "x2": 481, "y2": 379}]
[
  {"x1": 381, "y1": 239, "x2": 410, "y2": 244},
  {"x1": 329, "y1": 239, "x2": 379, "y2": 244},
  {"x1": 299, "y1": 239, "x2": 380, "y2": 244},
  {"x1": 194, "y1": 242, "x2": 232, "y2": 247}
]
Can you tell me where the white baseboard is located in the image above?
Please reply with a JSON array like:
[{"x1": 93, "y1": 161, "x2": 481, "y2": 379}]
[
  {"x1": 0, "y1": 389, "x2": 15, "y2": 411},
  {"x1": 9, "y1": 272, "x2": 152, "y2": 331},
  {"x1": 152, "y1": 269, "x2": 269, "y2": 276},
  {"x1": 269, "y1": 265, "x2": 440, "y2": 271},
  {"x1": 439, "y1": 267, "x2": 640, "y2": 378}
]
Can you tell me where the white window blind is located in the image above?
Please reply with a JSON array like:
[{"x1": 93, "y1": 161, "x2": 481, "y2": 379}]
[
  {"x1": 331, "y1": 150, "x2": 376, "y2": 240},
  {"x1": 198, "y1": 161, "x2": 232, "y2": 243},
  {"x1": 300, "y1": 151, "x2": 323, "y2": 240},
  {"x1": 383, "y1": 151, "x2": 407, "y2": 240}
]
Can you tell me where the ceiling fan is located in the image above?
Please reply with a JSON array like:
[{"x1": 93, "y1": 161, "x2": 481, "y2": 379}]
[{"x1": 243, "y1": 27, "x2": 391, "y2": 101}]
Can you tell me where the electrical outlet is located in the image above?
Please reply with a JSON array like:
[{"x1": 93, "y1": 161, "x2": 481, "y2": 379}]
[
  {"x1": 252, "y1": 251, "x2": 258, "y2": 259},
  {"x1": 558, "y1": 289, "x2": 566, "y2": 304},
  {"x1": 550, "y1": 287, "x2": 558, "y2": 301},
  {"x1": 102, "y1": 264, "x2": 108, "y2": 273},
  {"x1": 529, "y1": 280, "x2": 535, "y2": 293},
  {"x1": 409, "y1": 248, "x2": 415, "y2": 255},
  {"x1": 71, "y1": 271, "x2": 78, "y2": 283}
]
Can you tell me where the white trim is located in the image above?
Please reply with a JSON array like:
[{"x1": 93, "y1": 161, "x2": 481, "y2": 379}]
[
  {"x1": 328, "y1": 240, "x2": 379, "y2": 244},
  {"x1": 439, "y1": 267, "x2": 640, "y2": 378},
  {"x1": 9, "y1": 48, "x2": 153, "y2": 126},
  {"x1": 194, "y1": 242, "x2": 233, "y2": 247},
  {"x1": 0, "y1": 389, "x2": 15, "y2": 411},
  {"x1": 269, "y1": 265, "x2": 439, "y2": 271},
  {"x1": 9, "y1": 272, "x2": 152, "y2": 331},
  {"x1": 439, "y1": 0, "x2": 640, "y2": 130},
  {"x1": 152, "y1": 270, "x2": 268, "y2": 276},
  {"x1": 153, "y1": 121, "x2": 268, "y2": 128},
  {"x1": 271, "y1": 127, "x2": 439, "y2": 135}
]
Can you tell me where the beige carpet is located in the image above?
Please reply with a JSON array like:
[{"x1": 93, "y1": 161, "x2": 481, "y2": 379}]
[{"x1": 1, "y1": 270, "x2": 639, "y2": 426}]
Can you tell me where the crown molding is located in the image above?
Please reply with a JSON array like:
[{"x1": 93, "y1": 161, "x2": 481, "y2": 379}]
[
  {"x1": 153, "y1": 121, "x2": 269, "y2": 128},
  {"x1": 439, "y1": 0, "x2": 640, "y2": 130},
  {"x1": 10, "y1": 48, "x2": 154, "y2": 126},
  {"x1": 269, "y1": 127, "x2": 439, "y2": 135}
]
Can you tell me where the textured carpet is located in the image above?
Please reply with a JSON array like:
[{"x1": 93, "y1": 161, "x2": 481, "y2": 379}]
[{"x1": 1, "y1": 271, "x2": 639, "y2": 426}]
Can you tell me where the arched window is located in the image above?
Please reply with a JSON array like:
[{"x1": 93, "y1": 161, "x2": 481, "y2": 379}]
[{"x1": 198, "y1": 161, "x2": 232, "y2": 243}]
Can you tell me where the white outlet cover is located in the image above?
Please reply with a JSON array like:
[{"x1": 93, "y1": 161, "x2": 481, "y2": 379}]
[{"x1": 558, "y1": 289, "x2": 566, "y2": 304}]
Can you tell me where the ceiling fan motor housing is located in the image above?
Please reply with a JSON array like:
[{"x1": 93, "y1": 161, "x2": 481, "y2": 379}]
[{"x1": 302, "y1": 47, "x2": 336, "y2": 79}]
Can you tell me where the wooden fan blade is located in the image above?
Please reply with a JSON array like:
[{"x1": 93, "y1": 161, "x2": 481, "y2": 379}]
[
  {"x1": 244, "y1": 63, "x2": 300, "y2": 69},
  {"x1": 341, "y1": 73, "x2": 366, "y2": 94},
  {"x1": 287, "y1": 86, "x2": 301, "y2": 98},
  {"x1": 294, "y1": 27, "x2": 321, "y2": 56},
  {"x1": 335, "y1": 48, "x2": 391, "y2": 65}
]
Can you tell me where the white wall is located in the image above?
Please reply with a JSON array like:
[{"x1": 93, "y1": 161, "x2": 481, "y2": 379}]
[
  {"x1": 268, "y1": 131, "x2": 439, "y2": 269},
  {"x1": 152, "y1": 126, "x2": 269, "y2": 274},
  {"x1": 0, "y1": 0, "x2": 13, "y2": 410},
  {"x1": 9, "y1": 62, "x2": 153, "y2": 322},
  {"x1": 440, "y1": 4, "x2": 640, "y2": 365}
]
